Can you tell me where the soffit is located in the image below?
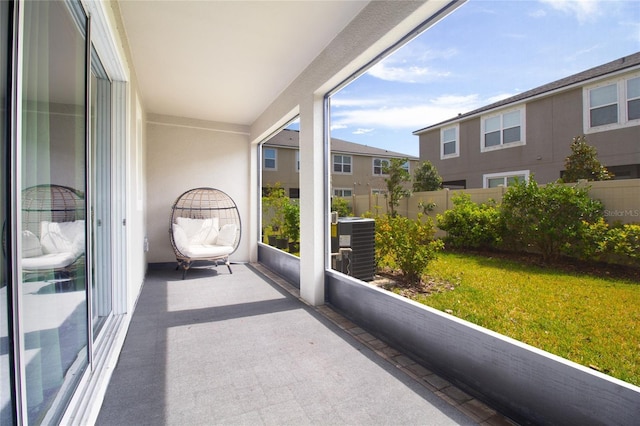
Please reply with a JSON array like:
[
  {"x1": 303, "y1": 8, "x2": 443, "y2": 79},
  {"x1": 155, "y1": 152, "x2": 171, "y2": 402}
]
[{"x1": 118, "y1": 0, "x2": 369, "y2": 125}]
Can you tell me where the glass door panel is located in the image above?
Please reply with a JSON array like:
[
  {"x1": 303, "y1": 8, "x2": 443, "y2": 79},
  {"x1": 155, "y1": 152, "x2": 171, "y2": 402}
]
[
  {"x1": 90, "y1": 57, "x2": 112, "y2": 338},
  {"x1": 20, "y1": 1, "x2": 88, "y2": 423},
  {"x1": 1, "y1": 1, "x2": 14, "y2": 424}
]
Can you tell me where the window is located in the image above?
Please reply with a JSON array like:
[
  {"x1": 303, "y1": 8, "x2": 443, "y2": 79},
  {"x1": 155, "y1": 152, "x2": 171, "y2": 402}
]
[
  {"x1": 372, "y1": 189, "x2": 387, "y2": 195},
  {"x1": 627, "y1": 76, "x2": 640, "y2": 121},
  {"x1": 483, "y1": 170, "x2": 529, "y2": 188},
  {"x1": 333, "y1": 154, "x2": 352, "y2": 174},
  {"x1": 289, "y1": 188, "x2": 300, "y2": 198},
  {"x1": 584, "y1": 74, "x2": 640, "y2": 132},
  {"x1": 295, "y1": 150, "x2": 300, "y2": 172},
  {"x1": 373, "y1": 158, "x2": 390, "y2": 175},
  {"x1": 263, "y1": 147, "x2": 277, "y2": 170},
  {"x1": 481, "y1": 107, "x2": 525, "y2": 151},
  {"x1": 589, "y1": 83, "x2": 618, "y2": 127},
  {"x1": 441, "y1": 125, "x2": 459, "y2": 159},
  {"x1": 333, "y1": 188, "x2": 353, "y2": 197}
]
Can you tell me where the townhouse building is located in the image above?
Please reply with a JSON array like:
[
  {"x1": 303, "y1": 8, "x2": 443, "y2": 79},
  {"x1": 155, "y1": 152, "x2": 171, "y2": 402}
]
[
  {"x1": 262, "y1": 129, "x2": 419, "y2": 198},
  {"x1": 414, "y1": 52, "x2": 640, "y2": 189}
]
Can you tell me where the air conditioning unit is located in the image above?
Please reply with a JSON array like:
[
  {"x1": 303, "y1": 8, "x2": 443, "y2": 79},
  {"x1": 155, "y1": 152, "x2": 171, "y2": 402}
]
[{"x1": 331, "y1": 217, "x2": 375, "y2": 281}]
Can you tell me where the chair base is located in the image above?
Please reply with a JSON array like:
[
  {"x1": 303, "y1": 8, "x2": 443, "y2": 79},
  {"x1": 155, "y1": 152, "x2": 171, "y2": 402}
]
[{"x1": 176, "y1": 258, "x2": 232, "y2": 279}]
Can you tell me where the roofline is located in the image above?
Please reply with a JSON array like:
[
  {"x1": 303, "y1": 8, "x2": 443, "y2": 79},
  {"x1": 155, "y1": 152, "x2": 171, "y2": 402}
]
[
  {"x1": 263, "y1": 129, "x2": 419, "y2": 159},
  {"x1": 413, "y1": 53, "x2": 640, "y2": 135},
  {"x1": 263, "y1": 141, "x2": 419, "y2": 160}
]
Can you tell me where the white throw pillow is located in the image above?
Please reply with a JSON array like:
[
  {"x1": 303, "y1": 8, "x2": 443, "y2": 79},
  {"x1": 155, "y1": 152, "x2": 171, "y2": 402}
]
[
  {"x1": 40, "y1": 220, "x2": 85, "y2": 256},
  {"x1": 172, "y1": 223, "x2": 189, "y2": 253},
  {"x1": 216, "y1": 223, "x2": 237, "y2": 247},
  {"x1": 176, "y1": 217, "x2": 219, "y2": 245},
  {"x1": 22, "y1": 230, "x2": 43, "y2": 258}
]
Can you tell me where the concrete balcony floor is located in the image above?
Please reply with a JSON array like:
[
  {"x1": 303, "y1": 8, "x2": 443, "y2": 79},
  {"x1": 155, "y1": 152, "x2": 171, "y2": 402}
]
[{"x1": 96, "y1": 263, "x2": 515, "y2": 425}]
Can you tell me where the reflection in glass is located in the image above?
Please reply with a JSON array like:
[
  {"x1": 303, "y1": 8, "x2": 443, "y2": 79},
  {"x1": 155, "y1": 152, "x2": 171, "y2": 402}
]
[
  {"x1": 21, "y1": 1, "x2": 88, "y2": 423},
  {"x1": 1, "y1": 1, "x2": 14, "y2": 423}
]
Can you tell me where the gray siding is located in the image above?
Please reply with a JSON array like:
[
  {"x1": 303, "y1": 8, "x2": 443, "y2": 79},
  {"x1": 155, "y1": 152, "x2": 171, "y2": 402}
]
[{"x1": 419, "y1": 86, "x2": 640, "y2": 188}]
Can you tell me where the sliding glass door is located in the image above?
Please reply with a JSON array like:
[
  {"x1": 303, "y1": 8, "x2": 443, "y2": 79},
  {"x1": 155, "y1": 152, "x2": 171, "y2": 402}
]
[
  {"x1": 20, "y1": 1, "x2": 88, "y2": 422},
  {"x1": 1, "y1": 1, "x2": 119, "y2": 422}
]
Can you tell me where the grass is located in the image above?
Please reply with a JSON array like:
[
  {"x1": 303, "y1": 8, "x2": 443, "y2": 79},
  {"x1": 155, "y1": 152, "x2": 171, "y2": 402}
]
[{"x1": 391, "y1": 252, "x2": 640, "y2": 386}]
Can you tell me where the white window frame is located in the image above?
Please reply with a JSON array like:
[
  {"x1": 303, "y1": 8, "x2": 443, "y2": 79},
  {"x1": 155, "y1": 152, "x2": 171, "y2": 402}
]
[
  {"x1": 583, "y1": 72, "x2": 640, "y2": 134},
  {"x1": 333, "y1": 188, "x2": 353, "y2": 197},
  {"x1": 483, "y1": 170, "x2": 530, "y2": 188},
  {"x1": 333, "y1": 154, "x2": 352, "y2": 174},
  {"x1": 627, "y1": 76, "x2": 640, "y2": 122},
  {"x1": 263, "y1": 147, "x2": 277, "y2": 170},
  {"x1": 480, "y1": 106, "x2": 526, "y2": 152},
  {"x1": 372, "y1": 158, "x2": 390, "y2": 176},
  {"x1": 371, "y1": 188, "x2": 387, "y2": 195},
  {"x1": 440, "y1": 125, "x2": 459, "y2": 159}
]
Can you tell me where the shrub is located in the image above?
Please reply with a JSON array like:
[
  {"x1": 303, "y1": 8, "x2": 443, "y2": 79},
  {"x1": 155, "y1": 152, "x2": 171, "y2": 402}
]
[
  {"x1": 606, "y1": 224, "x2": 640, "y2": 265},
  {"x1": 577, "y1": 220, "x2": 640, "y2": 266},
  {"x1": 375, "y1": 214, "x2": 443, "y2": 283},
  {"x1": 282, "y1": 201, "x2": 300, "y2": 242},
  {"x1": 331, "y1": 197, "x2": 353, "y2": 218},
  {"x1": 575, "y1": 218, "x2": 610, "y2": 260},
  {"x1": 501, "y1": 179, "x2": 604, "y2": 261},
  {"x1": 436, "y1": 193, "x2": 502, "y2": 249}
]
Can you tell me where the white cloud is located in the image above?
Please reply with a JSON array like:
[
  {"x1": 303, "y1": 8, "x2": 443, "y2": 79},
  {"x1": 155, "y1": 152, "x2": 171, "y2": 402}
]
[
  {"x1": 540, "y1": 0, "x2": 602, "y2": 23},
  {"x1": 486, "y1": 93, "x2": 517, "y2": 104},
  {"x1": 367, "y1": 61, "x2": 450, "y2": 83},
  {"x1": 530, "y1": 8, "x2": 547, "y2": 18},
  {"x1": 366, "y1": 46, "x2": 457, "y2": 83},
  {"x1": 330, "y1": 94, "x2": 487, "y2": 131},
  {"x1": 564, "y1": 44, "x2": 603, "y2": 61},
  {"x1": 330, "y1": 98, "x2": 383, "y2": 108},
  {"x1": 353, "y1": 128, "x2": 374, "y2": 135},
  {"x1": 430, "y1": 94, "x2": 480, "y2": 108},
  {"x1": 330, "y1": 123, "x2": 348, "y2": 131}
]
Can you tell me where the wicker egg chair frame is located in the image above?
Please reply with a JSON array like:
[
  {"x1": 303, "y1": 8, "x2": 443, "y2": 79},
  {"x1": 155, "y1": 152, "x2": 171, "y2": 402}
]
[
  {"x1": 21, "y1": 184, "x2": 85, "y2": 279},
  {"x1": 169, "y1": 187, "x2": 241, "y2": 278}
]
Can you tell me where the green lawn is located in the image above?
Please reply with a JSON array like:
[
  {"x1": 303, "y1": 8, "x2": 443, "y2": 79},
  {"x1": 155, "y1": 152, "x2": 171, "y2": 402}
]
[{"x1": 407, "y1": 252, "x2": 640, "y2": 386}]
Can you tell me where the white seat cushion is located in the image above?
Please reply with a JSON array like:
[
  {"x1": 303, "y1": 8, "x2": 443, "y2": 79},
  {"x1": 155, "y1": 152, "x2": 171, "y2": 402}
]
[
  {"x1": 40, "y1": 220, "x2": 85, "y2": 257},
  {"x1": 22, "y1": 252, "x2": 78, "y2": 270},
  {"x1": 181, "y1": 244, "x2": 233, "y2": 259},
  {"x1": 176, "y1": 217, "x2": 219, "y2": 245},
  {"x1": 22, "y1": 230, "x2": 43, "y2": 258}
]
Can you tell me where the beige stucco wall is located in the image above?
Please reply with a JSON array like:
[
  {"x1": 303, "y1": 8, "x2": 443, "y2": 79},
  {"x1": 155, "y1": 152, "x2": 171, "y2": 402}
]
[
  {"x1": 351, "y1": 179, "x2": 640, "y2": 225},
  {"x1": 145, "y1": 114, "x2": 251, "y2": 263}
]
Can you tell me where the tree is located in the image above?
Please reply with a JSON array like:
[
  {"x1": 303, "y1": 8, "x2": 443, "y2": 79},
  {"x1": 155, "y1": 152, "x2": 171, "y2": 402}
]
[
  {"x1": 563, "y1": 135, "x2": 613, "y2": 182},
  {"x1": 383, "y1": 157, "x2": 411, "y2": 216},
  {"x1": 413, "y1": 161, "x2": 442, "y2": 192}
]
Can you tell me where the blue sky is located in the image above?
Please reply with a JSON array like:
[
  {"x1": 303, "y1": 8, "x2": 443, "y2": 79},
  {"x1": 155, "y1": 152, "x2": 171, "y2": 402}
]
[{"x1": 328, "y1": 0, "x2": 640, "y2": 157}]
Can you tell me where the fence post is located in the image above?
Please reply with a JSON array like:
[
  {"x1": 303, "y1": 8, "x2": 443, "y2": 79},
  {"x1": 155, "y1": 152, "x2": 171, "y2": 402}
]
[{"x1": 445, "y1": 188, "x2": 450, "y2": 211}]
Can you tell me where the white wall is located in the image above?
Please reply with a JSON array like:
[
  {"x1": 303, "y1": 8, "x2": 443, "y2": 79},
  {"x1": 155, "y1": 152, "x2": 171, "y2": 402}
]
[{"x1": 145, "y1": 114, "x2": 251, "y2": 264}]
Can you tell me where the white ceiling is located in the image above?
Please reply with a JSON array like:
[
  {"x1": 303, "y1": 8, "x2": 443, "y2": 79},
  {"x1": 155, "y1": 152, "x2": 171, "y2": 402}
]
[{"x1": 118, "y1": 0, "x2": 369, "y2": 126}]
